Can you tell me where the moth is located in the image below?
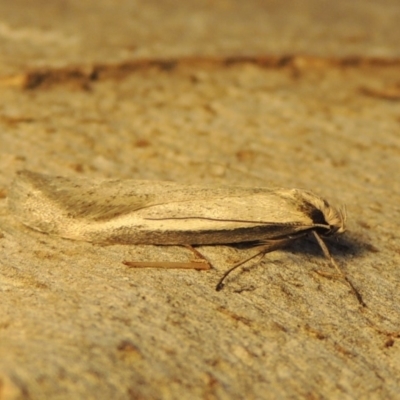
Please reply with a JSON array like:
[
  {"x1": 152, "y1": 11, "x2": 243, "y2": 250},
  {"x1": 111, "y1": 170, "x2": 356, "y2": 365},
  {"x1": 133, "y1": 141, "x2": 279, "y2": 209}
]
[{"x1": 8, "y1": 170, "x2": 364, "y2": 305}]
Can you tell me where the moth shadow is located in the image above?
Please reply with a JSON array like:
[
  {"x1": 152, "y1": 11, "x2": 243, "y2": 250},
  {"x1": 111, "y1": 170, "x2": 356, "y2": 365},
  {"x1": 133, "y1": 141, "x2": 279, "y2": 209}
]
[{"x1": 234, "y1": 231, "x2": 372, "y2": 261}]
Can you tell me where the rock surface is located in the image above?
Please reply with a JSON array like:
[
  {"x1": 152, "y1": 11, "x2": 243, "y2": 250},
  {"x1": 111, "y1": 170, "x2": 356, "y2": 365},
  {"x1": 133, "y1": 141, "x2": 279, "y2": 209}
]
[{"x1": 1, "y1": 1, "x2": 400, "y2": 399}]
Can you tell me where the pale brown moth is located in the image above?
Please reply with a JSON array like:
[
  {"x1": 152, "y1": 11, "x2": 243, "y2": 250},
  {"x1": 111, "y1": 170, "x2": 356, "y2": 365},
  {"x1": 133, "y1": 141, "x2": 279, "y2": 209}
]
[{"x1": 8, "y1": 170, "x2": 364, "y2": 306}]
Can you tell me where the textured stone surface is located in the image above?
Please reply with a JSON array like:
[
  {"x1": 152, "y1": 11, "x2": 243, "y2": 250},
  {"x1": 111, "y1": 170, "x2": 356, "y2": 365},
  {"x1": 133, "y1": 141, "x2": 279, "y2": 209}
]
[
  {"x1": 1, "y1": 1, "x2": 400, "y2": 399},
  {"x1": 1, "y1": 0, "x2": 400, "y2": 75}
]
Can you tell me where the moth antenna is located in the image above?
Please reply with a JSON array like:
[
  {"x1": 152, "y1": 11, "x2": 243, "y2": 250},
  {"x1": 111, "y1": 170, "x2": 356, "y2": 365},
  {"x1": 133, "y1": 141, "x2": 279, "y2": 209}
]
[{"x1": 312, "y1": 231, "x2": 366, "y2": 307}]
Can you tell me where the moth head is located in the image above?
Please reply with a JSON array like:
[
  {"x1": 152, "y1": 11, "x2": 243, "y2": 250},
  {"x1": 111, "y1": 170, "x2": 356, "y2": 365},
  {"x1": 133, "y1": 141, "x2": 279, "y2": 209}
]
[
  {"x1": 322, "y1": 203, "x2": 347, "y2": 235},
  {"x1": 298, "y1": 190, "x2": 347, "y2": 236}
]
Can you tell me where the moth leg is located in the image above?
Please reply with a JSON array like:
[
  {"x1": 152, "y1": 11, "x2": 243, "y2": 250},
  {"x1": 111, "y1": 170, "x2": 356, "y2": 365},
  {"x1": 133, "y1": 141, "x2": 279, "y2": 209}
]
[
  {"x1": 216, "y1": 238, "x2": 292, "y2": 291},
  {"x1": 183, "y1": 245, "x2": 212, "y2": 270},
  {"x1": 123, "y1": 245, "x2": 211, "y2": 271},
  {"x1": 312, "y1": 231, "x2": 366, "y2": 307},
  {"x1": 123, "y1": 260, "x2": 211, "y2": 270}
]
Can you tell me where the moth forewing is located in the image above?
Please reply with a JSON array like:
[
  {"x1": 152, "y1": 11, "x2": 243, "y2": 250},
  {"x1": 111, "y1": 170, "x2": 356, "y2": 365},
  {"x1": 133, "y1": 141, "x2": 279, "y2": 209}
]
[
  {"x1": 8, "y1": 170, "x2": 362, "y2": 305},
  {"x1": 8, "y1": 171, "x2": 322, "y2": 245}
]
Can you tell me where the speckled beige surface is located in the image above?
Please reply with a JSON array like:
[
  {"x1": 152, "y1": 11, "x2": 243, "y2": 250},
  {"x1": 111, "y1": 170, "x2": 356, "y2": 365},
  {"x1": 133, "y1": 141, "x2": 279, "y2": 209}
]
[
  {"x1": 1, "y1": 0, "x2": 400, "y2": 76},
  {"x1": 1, "y1": 1, "x2": 400, "y2": 399}
]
